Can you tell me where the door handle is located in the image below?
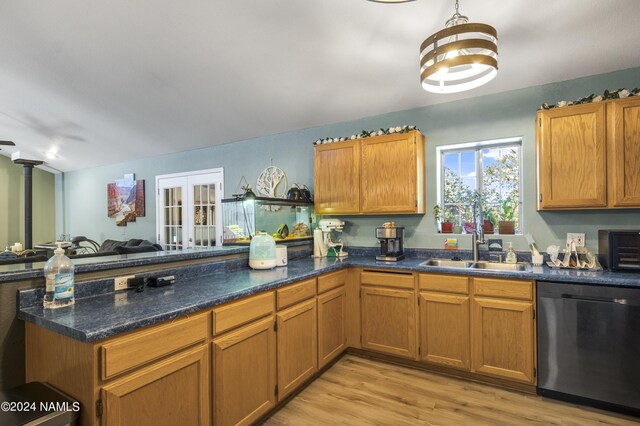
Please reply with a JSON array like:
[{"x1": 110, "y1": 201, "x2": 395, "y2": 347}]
[{"x1": 561, "y1": 294, "x2": 633, "y2": 305}]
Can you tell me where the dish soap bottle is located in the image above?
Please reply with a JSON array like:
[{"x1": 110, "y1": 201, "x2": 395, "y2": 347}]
[
  {"x1": 43, "y1": 243, "x2": 75, "y2": 309},
  {"x1": 505, "y1": 242, "x2": 517, "y2": 264}
]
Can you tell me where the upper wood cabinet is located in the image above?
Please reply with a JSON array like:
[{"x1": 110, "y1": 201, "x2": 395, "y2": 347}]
[
  {"x1": 314, "y1": 140, "x2": 361, "y2": 214},
  {"x1": 314, "y1": 131, "x2": 425, "y2": 215},
  {"x1": 608, "y1": 97, "x2": 640, "y2": 207},
  {"x1": 537, "y1": 97, "x2": 640, "y2": 209},
  {"x1": 537, "y1": 102, "x2": 607, "y2": 209}
]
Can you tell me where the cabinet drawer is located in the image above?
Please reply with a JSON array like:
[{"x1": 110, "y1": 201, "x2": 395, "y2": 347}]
[
  {"x1": 361, "y1": 270, "x2": 414, "y2": 289},
  {"x1": 419, "y1": 274, "x2": 469, "y2": 294},
  {"x1": 277, "y1": 278, "x2": 316, "y2": 310},
  {"x1": 101, "y1": 312, "x2": 209, "y2": 380},
  {"x1": 472, "y1": 278, "x2": 533, "y2": 301},
  {"x1": 213, "y1": 292, "x2": 275, "y2": 335},
  {"x1": 318, "y1": 270, "x2": 347, "y2": 294}
]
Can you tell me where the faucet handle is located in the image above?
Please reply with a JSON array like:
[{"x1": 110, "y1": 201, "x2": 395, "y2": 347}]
[{"x1": 489, "y1": 253, "x2": 502, "y2": 263}]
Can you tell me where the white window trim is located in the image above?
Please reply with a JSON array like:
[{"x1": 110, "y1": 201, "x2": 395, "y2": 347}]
[{"x1": 436, "y1": 137, "x2": 524, "y2": 233}]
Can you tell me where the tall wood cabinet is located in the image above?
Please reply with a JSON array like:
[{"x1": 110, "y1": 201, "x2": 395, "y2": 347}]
[
  {"x1": 537, "y1": 97, "x2": 640, "y2": 209},
  {"x1": 418, "y1": 274, "x2": 470, "y2": 370},
  {"x1": 276, "y1": 299, "x2": 318, "y2": 400},
  {"x1": 213, "y1": 294, "x2": 277, "y2": 426},
  {"x1": 470, "y1": 277, "x2": 535, "y2": 384},
  {"x1": 360, "y1": 270, "x2": 417, "y2": 359},
  {"x1": 314, "y1": 131, "x2": 425, "y2": 215},
  {"x1": 317, "y1": 270, "x2": 347, "y2": 368}
]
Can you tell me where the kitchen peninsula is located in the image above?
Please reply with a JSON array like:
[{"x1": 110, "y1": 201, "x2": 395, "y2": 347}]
[{"x1": 15, "y1": 249, "x2": 640, "y2": 425}]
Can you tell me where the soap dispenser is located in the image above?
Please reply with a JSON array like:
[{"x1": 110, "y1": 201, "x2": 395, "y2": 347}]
[{"x1": 505, "y1": 242, "x2": 517, "y2": 264}]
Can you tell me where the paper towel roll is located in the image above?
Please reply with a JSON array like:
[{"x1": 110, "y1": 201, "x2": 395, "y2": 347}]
[{"x1": 313, "y1": 229, "x2": 324, "y2": 258}]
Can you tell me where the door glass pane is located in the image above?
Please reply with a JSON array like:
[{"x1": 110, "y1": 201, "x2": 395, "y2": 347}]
[
  {"x1": 192, "y1": 183, "x2": 217, "y2": 248},
  {"x1": 163, "y1": 187, "x2": 183, "y2": 250}
]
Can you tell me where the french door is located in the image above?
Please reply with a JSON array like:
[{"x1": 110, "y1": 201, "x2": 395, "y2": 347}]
[{"x1": 156, "y1": 168, "x2": 223, "y2": 250}]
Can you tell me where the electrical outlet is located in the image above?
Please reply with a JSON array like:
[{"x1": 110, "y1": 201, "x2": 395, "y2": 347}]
[
  {"x1": 566, "y1": 233, "x2": 585, "y2": 247},
  {"x1": 114, "y1": 275, "x2": 135, "y2": 291},
  {"x1": 114, "y1": 292, "x2": 129, "y2": 307}
]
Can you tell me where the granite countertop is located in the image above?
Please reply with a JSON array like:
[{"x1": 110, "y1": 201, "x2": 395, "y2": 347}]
[
  {"x1": 18, "y1": 255, "x2": 640, "y2": 343},
  {"x1": 0, "y1": 246, "x2": 250, "y2": 283}
]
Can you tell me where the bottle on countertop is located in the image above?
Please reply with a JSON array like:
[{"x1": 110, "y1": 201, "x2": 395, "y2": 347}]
[
  {"x1": 505, "y1": 242, "x2": 517, "y2": 264},
  {"x1": 43, "y1": 243, "x2": 75, "y2": 309}
]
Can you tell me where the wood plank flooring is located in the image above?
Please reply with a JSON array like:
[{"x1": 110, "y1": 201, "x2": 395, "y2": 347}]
[{"x1": 264, "y1": 355, "x2": 639, "y2": 425}]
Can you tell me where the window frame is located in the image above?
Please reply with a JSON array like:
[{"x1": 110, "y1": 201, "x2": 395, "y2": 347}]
[{"x1": 436, "y1": 137, "x2": 524, "y2": 233}]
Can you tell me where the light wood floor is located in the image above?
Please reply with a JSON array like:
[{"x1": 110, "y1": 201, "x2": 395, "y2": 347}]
[{"x1": 264, "y1": 355, "x2": 639, "y2": 426}]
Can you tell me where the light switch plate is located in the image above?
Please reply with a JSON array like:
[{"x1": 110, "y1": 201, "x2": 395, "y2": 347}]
[{"x1": 566, "y1": 233, "x2": 585, "y2": 247}]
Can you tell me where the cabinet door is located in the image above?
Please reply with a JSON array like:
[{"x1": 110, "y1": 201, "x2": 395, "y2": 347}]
[
  {"x1": 537, "y1": 103, "x2": 607, "y2": 209},
  {"x1": 314, "y1": 140, "x2": 361, "y2": 214},
  {"x1": 471, "y1": 297, "x2": 534, "y2": 383},
  {"x1": 419, "y1": 292, "x2": 470, "y2": 370},
  {"x1": 361, "y1": 132, "x2": 424, "y2": 214},
  {"x1": 361, "y1": 286, "x2": 416, "y2": 358},
  {"x1": 276, "y1": 299, "x2": 317, "y2": 400},
  {"x1": 608, "y1": 97, "x2": 640, "y2": 207},
  {"x1": 101, "y1": 345, "x2": 210, "y2": 426},
  {"x1": 213, "y1": 316, "x2": 276, "y2": 426},
  {"x1": 317, "y1": 286, "x2": 346, "y2": 368}
]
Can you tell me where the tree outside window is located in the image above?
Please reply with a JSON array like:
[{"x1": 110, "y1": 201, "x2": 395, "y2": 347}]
[{"x1": 440, "y1": 140, "x2": 522, "y2": 233}]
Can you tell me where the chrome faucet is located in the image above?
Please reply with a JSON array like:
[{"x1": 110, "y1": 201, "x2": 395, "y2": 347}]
[{"x1": 472, "y1": 200, "x2": 485, "y2": 262}]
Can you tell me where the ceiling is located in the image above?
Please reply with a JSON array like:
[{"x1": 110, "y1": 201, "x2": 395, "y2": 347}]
[{"x1": 1, "y1": 0, "x2": 639, "y2": 173}]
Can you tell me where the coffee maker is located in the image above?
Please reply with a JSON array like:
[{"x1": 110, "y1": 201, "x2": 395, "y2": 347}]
[{"x1": 375, "y1": 224, "x2": 405, "y2": 261}]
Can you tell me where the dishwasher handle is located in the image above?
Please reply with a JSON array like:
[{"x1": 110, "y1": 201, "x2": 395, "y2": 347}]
[{"x1": 561, "y1": 294, "x2": 637, "y2": 306}]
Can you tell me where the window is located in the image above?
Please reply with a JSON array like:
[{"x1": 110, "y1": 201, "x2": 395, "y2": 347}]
[{"x1": 437, "y1": 138, "x2": 523, "y2": 233}]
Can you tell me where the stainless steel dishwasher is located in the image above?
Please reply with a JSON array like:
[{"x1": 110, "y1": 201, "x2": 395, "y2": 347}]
[{"x1": 537, "y1": 281, "x2": 640, "y2": 415}]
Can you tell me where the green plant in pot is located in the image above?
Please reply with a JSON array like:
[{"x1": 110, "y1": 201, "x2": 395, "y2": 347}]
[
  {"x1": 482, "y1": 206, "x2": 498, "y2": 234},
  {"x1": 432, "y1": 204, "x2": 445, "y2": 233},
  {"x1": 442, "y1": 205, "x2": 459, "y2": 234},
  {"x1": 498, "y1": 197, "x2": 517, "y2": 234}
]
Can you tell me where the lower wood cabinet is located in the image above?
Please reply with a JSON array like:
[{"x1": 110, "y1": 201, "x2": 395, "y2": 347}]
[
  {"x1": 361, "y1": 286, "x2": 416, "y2": 358},
  {"x1": 101, "y1": 344, "x2": 210, "y2": 426},
  {"x1": 213, "y1": 316, "x2": 277, "y2": 426},
  {"x1": 317, "y1": 285, "x2": 347, "y2": 368},
  {"x1": 276, "y1": 298, "x2": 317, "y2": 400},
  {"x1": 419, "y1": 291, "x2": 470, "y2": 369},
  {"x1": 470, "y1": 278, "x2": 535, "y2": 384}
]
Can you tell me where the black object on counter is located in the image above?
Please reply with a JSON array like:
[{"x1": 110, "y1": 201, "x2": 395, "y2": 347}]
[{"x1": 145, "y1": 275, "x2": 175, "y2": 287}]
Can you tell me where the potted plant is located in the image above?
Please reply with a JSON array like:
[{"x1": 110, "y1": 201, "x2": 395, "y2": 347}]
[
  {"x1": 482, "y1": 206, "x2": 497, "y2": 234},
  {"x1": 435, "y1": 204, "x2": 455, "y2": 233},
  {"x1": 498, "y1": 198, "x2": 517, "y2": 234}
]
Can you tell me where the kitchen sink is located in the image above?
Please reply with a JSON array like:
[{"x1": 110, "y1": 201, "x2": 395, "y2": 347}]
[
  {"x1": 420, "y1": 258, "x2": 531, "y2": 272},
  {"x1": 420, "y1": 258, "x2": 473, "y2": 268},
  {"x1": 469, "y1": 261, "x2": 530, "y2": 271}
]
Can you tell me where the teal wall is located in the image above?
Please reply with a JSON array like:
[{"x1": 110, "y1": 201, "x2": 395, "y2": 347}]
[{"x1": 59, "y1": 67, "x2": 640, "y2": 253}]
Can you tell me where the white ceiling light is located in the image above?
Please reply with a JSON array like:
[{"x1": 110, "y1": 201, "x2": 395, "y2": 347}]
[
  {"x1": 420, "y1": 0, "x2": 498, "y2": 94},
  {"x1": 367, "y1": 0, "x2": 416, "y2": 3}
]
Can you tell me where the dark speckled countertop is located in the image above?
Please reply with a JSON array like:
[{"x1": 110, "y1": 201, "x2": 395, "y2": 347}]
[
  {"x1": 18, "y1": 255, "x2": 640, "y2": 343},
  {"x1": 0, "y1": 246, "x2": 250, "y2": 283}
]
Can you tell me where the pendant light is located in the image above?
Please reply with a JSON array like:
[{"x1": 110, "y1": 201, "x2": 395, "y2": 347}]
[{"x1": 419, "y1": 0, "x2": 497, "y2": 94}]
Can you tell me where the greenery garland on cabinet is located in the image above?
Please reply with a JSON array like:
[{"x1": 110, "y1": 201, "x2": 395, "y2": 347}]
[
  {"x1": 539, "y1": 88, "x2": 640, "y2": 110},
  {"x1": 313, "y1": 125, "x2": 419, "y2": 145}
]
